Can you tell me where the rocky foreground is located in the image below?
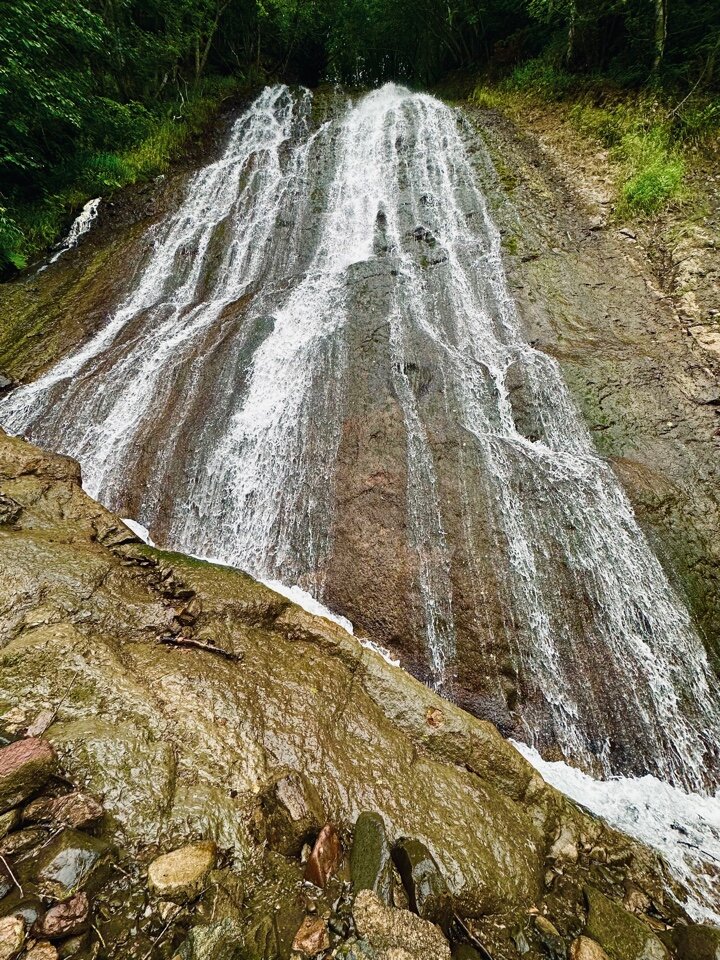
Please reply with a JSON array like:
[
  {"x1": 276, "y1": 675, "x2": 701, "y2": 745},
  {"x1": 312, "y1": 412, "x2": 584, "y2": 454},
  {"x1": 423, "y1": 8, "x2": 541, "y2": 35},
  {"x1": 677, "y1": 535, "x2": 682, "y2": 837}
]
[{"x1": 0, "y1": 427, "x2": 718, "y2": 960}]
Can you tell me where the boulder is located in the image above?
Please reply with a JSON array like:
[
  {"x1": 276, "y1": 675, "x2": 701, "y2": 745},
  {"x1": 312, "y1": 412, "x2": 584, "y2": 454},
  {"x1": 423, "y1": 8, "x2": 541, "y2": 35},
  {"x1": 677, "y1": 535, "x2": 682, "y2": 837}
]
[
  {"x1": 148, "y1": 841, "x2": 218, "y2": 903},
  {"x1": 23, "y1": 793, "x2": 103, "y2": 830},
  {"x1": 304, "y1": 823, "x2": 341, "y2": 889},
  {"x1": 0, "y1": 896, "x2": 43, "y2": 929},
  {"x1": 176, "y1": 918, "x2": 245, "y2": 960},
  {"x1": 570, "y1": 936, "x2": 611, "y2": 960},
  {"x1": 391, "y1": 839, "x2": 449, "y2": 922},
  {"x1": 352, "y1": 888, "x2": 451, "y2": 960},
  {"x1": 34, "y1": 892, "x2": 90, "y2": 939},
  {"x1": 292, "y1": 916, "x2": 330, "y2": 955},
  {"x1": 584, "y1": 888, "x2": 668, "y2": 960},
  {"x1": 0, "y1": 916, "x2": 24, "y2": 960},
  {"x1": 259, "y1": 770, "x2": 324, "y2": 857},
  {"x1": 672, "y1": 922, "x2": 720, "y2": 960},
  {"x1": 350, "y1": 813, "x2": 393, "y2": 904},
  {"x1": 0, "y1": 739, "x2": 56, "y2": 813},
  {"x1": 34, "y1": 830, "x2": 112, "y2": 899}
]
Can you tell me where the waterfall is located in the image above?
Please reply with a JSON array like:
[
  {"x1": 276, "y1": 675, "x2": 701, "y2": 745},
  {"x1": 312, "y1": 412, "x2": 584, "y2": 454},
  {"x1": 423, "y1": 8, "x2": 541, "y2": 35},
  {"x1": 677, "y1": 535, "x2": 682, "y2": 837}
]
[{"x1": 2, "y1": 84, "x2": 718, "y2": 792}]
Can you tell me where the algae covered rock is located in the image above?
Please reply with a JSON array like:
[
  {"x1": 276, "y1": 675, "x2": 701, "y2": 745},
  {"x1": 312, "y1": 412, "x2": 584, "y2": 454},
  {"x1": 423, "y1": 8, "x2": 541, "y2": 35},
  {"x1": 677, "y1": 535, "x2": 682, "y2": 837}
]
[
  {"x1": 672, "y1": 922, "x2": 720, "y2": 960},
  {"x1": 584, "y1": 888, "x2": 668, "y2": 960},
  {"x1": 33, "y1": 829, "x2": 113, "y2": 899},
  {"x1": 176, "y1": 918, "x2": 245, "y2": 960},
  {"x1": 148, "y1": 841, "x2": 217, "y2": 903},
  {"x1": 259, "y1": 769, "x2": 325, "y2": 856},
  {"x1": 391, "y1": 839, "x2": 449, "y2": 922},
  {"x1": 352, "y1": 888, "x2": 450, "y2": 959},
  {"x1": 351, "y1": 813, "x2": 393, "y2": 904},
  {"x1": 0, "y1": 739, "x2": 56, "y2": 814}
]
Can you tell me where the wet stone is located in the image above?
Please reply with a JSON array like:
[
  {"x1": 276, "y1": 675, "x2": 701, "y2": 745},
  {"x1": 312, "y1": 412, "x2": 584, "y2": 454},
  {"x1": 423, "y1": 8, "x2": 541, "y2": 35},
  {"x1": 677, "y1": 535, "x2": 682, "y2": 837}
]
[
  {"x1": 570, "y1": 937, "x2": 611, "y2": 960},
  {"x1": 23, "y1": 793, "x2": 103, "y2": 831},
  {"x1": 672, "y1": 922, "x2": 720, "y2": 960},
  {"x1": 391, "y1": 839, "x2": 449, "y2": 923},
  {"x1": 292, "y1": 915, "x2": 330, "y2": 955},
  {"x1": 304, "y1": 823, "x2": 342, "y2": 889},
  {"x1": 534, "y1": 915, "x2": 567, "y2": 959},
  {"x1": 584, "y1": 888, "x2": 668, "y2": 960},
  {"x1": 176, "y1": 918, "x2": 245, "y2": 960},
  {"x1": 350, "y1": 813, "x2": 393, "y2": 905},
  {"x1": 260, "y1": 770, "x2": 325, "y2": 857},
  {"x1": 0, "y1": 895, "x2": 43, "y2": 929},
  {"x1": 0, "y1": 812, "x2": 18, "y2": 842},
  {"x1": 0, "y1": 739, "x2": 56, "y2": 814},
  {"x1": 148, "y1": 841, "x2": 217, "y2": 903},
  {"x1": 34, "y1": 892, "x2": 90, "y2": 940},
  {"x1": 0, "y1": 827, "x2": 50, "y2": 858},
  {"x1": 0, "y1": 915, "x2": 24, "y2": 960},
  {"x1": 352, "y1": 888, "x2": 451, "y2": 960},
  {"x1": 25, "y1": 943, "x2": 59, "y2": 960},
  {"x1": 33, "y1": 830, "x2": 112, "y2": 899}
]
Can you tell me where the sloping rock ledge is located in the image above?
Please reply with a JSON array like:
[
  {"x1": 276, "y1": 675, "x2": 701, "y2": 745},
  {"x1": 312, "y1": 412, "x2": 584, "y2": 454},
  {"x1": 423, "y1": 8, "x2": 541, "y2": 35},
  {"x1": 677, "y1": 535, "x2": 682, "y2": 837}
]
[{"x1": 0, "y1": 428, "x2": 715, "y2": 959}]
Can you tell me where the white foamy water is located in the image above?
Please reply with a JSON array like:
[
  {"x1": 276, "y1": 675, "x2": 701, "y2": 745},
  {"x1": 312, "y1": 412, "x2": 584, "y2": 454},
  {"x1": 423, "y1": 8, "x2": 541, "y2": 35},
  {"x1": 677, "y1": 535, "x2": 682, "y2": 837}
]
[
  {"x1": 43, "y1": 197, "x2": 101, "y2": 268},
  {"x1": 2, "y1": 85, "x2": 719, "y2": 792},
  {"x1": 514, "y1": 740, "x2": 720, "y2": 923}
]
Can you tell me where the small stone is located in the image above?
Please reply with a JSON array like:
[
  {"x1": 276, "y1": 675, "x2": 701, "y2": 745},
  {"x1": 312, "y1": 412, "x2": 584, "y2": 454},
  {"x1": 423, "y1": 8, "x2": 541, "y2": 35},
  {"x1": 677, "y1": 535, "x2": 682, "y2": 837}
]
[
  {"x1": 23, "y1": 793, "x2": 103, "y2": 830},
  {"x1": 304, "y1": 824, "x2": 341, "y2": 889},
  {"x1": 35, "y1": 829, "x2": 113, "y2": 899},
  {"x1": 352, "y1": 889, "x2": 450, "y2": 960},
  {"x1": 260, "y1": 770, "x2": 325, "y2": 857},
  {"x1": 0, "y1": 810, "x2": 19, "y2": 841},
  {"x1": 148, "y1": 841, "x2": 218, "y2": 903},
  {"x1": 623, "y1": 884, "x2": 650, "y2": 916},
  {"x1": 570, "y1": 938, "x2": 610, "y2": 960},
  {"x1": 535, "y1": 915, "x2": 566, "y2": 959},
  {"x1": 292, "y1": 916, "x2": 330, "y2": 955},
  {"x1": 176, "y1": 918, "x2": 244, "y2": 960},
  {"x1": 0, "y1": 916, "x2": 24, "y2": 960},
  {"x1": 0, "y1": 827, "x2": 49, "y2": 858},
  {"x1": 672, "y1": 922, "x2": 720, "y2": 960},
  {"x1": 619, "y1": 228, "x2": 637, "y2": 240},
  {"x1": 550, "y1": 824, "x2": 579, "y2": 864},
  {"x1": 0, "y1": 896, "x2": 43, "y2": 929},
  {"x1": 25, "y1": 944, "x2": 59, "y2": 960},
  {"x1": 350, "y1": 813, "x2": 393, "y2": 904},
  {"x1": 0, "y1": 738, "x2": 56, "y2": 814},
  {"x1": 34, "y1": 892, "x2": 90, "y2": 939},
  {"x1": 391, "y1": 839, "x2": 449, "y2": 923},
  {"x1": 26, "y1": 711, "x2": 55, "y2": 739}
]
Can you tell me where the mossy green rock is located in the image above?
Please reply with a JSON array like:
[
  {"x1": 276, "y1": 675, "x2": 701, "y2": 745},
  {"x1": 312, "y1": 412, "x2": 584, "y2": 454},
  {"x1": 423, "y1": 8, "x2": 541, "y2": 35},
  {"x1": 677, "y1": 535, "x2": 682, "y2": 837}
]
[
  {"x1": 31, "y1": 829, "x2": 113, "y2": 899},
  {"x1": 177, "y1": 919, "x2": 245, "y2": 960},
  {"x1": 350, "y1": 813, "x2": 393, "y2": 904},
  {"x1": 672, "y1": 922, "x2": 720, "y2": 960},
  {"x1": 391, "y1": 838, "x2": 449, "y2": 922},
  {"x1": 584, "y1": 888, "x2": 668, "y2": 960}
]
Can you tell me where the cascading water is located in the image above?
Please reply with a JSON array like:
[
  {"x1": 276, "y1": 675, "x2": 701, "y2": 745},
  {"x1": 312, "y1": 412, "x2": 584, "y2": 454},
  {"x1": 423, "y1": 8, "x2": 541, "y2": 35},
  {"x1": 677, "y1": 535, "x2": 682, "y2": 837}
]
[{"x1": 2, "y1": 84, "x2": 719, "y2": 793}]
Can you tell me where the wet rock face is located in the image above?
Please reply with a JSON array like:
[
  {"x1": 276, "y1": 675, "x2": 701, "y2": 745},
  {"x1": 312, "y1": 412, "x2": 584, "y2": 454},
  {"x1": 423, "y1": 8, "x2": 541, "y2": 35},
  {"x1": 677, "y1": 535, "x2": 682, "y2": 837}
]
[
  {"x1": 0, "y1": 428, "x2": 713, "y2": 957},
  {"x1": 672, "y1": 923, "x2": 720, "y2": 960},
  {"x1": 584, "y1": 888, "x2": 669, "y2": 960}
]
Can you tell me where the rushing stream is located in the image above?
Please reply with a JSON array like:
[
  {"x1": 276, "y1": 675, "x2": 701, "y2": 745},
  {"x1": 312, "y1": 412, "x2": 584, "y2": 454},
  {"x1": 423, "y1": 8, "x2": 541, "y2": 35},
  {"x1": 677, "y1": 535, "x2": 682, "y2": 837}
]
[{"x1": 2, "y1": 84, "x2": 719, "y2": 794}]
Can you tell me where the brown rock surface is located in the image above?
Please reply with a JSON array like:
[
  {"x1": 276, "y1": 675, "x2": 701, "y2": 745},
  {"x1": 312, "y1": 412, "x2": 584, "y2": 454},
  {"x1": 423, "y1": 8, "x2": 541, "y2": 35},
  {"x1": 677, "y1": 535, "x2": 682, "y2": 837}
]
[
  {"x1": 304, "y1": 824, "x2": 342, "y2": 889},
  {"x1": 34, "y1": 892, "x2": 90, "y2": 939},
  {"x1": 0, "y1": 739, "x2": 56, "y2": 814}
]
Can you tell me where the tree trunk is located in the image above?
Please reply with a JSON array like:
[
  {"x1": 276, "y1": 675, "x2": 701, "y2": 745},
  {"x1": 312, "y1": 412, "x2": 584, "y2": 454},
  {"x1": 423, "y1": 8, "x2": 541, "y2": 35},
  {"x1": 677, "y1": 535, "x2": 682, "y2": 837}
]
[
  {"x1": 566, "y1": 0, "x2": 577, "y2": 66},
  {"x1": 653, "y1": 0, "x2": 667, "y2": 70}
]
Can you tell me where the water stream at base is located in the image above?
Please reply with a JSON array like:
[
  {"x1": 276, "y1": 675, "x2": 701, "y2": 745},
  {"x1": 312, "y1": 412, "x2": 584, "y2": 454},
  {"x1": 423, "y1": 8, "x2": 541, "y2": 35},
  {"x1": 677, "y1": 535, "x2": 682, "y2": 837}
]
[{"x1": 2, "y1": 84, "x2": 719, "y2": 795}]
